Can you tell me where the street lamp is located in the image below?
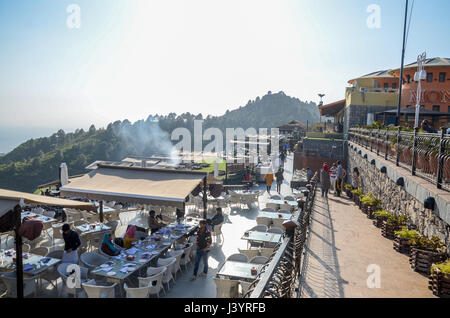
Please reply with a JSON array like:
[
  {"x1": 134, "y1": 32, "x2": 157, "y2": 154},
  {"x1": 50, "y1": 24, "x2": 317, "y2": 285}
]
[
  {"x1": 414, "y1": 52, "x2": 427, "y2": 128},
  {"x1": 318, "y1": 94, "x2": 325, "y2": 125}
]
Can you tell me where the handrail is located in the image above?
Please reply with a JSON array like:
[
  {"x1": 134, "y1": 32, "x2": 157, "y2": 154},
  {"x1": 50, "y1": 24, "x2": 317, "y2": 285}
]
[
  {"x1": 349, "y1": 127, "x2": 449, "y2": 191},
  {"x1": 244, "y1": 177, "x2": 318, "y2": 298}
]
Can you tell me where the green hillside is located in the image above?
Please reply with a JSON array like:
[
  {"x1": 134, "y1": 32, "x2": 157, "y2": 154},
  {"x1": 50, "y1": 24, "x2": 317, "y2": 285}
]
[{"x1": 0, "y1": 91, "x2": 319, "y2": 192}]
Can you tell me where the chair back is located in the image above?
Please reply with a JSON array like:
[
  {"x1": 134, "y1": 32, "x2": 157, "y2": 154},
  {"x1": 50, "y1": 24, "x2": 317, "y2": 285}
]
[
  {"x1": 267, "y1": 227, "x2": 283, "y2": 234},
  {"x1": 82, "y1": 281, "x2": 116, "y2": 298},
  {"x1": 280, "y1": 203, "x2": 292, "y2": 211},
  {"x1": 249, "y1": 256, "x2": 269, "y2": 264},
  {"x1": 226, "y1": 253, "x2": 249, "y2": 263},
  {"x1": 124, "y1": 283, "x2": 151, "y2": 298},
  {"x1": 134, "y1": 231, "x2": 147, "y2": 241},
  {"x1": 259, "y1": 247, "x2": 275, "y2": 258},
  {"x1": 139, "y1": 268, "x2": 165, "y2": 295},
  {"x1": 211, "y1": 223, "x2": 223, "y2": 237},
  {"x1": 52, "y1": 223, "x2": 64, "y2": 240},
  {"x1": 213, "y1": 277, "x2": 239, "y2": 298},
  {"x1": 250, "y1": 225, "x2": 267, "y2": 232},
  {"x1": 181, "y1": 243, "x2": 193, "y2": 265},
  {"x1": 80, "y1": 252, "x2": 109, "y2": 269},
  {"x1": 47, "y1": 249, "x2": 64, "y2": 260},
  {"x1": 284, "y1": 195, "x2": 296, "y2": 201},
  {"x1": 30, "y1": 246, "x2": 49, "y2": 257},
  {"x1": 238, "y1": 248, "x2": 260, "y2": 260},
  {"x1": 156, "y1": 257, "x2": 176, "y2": 283},
  {"x1": 22, "y1": 243, "x2": 31, "y2": 253},
  {"x1": 256, "y1": 217, "x2": 271, "y2": 227},
  {"x1": 271, "y1": 218, "x2": 285, "y2": 229},
  {"x1": 240, "y1": 280, "x2": 253, "y2": 296},
  {"x1": 270, "y1": 194, "x2": 282, "y2": 200},
  {"x1": 0, "y1": 272, "x2": 37, "y2": 298}
]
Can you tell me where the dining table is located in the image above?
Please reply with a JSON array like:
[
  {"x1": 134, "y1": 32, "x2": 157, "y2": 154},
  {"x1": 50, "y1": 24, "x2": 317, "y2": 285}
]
[
  {"x1": 217, "y1": 261, "x2": 263, "y2": 281},
  {"x1": 0, "y1": 249, "x2": 60, "y2": 276},
  {"x1": 76, "y1": 223, "x2": 111, "y2": 235},
  {"x1": 241, "y1": 231, "x2": 282, "y2": 244},
  {"x1": 21, "y1": 211, "x2": 56, "y2": 224},
  {"x1": 258, "y1": 211, "x2": 292, "y2": 220}
]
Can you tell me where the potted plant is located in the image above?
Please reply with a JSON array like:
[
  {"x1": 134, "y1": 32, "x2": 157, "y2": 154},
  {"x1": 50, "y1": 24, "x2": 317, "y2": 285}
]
[
  {"x1": 344, "y1": 184, "x2": 353, "y2": 198},
  {"x1": 409, "y1": 235, "x2": 447, "y2": 275},
  {"x1": 393, "y1": 227, "x2": 420, "y2": 255},
  {"x1": 360, "y1": 193, "x2": 382, "y2": 218},
  {"x1": 382, "y1": 214, "x2": 407, "y2": 239},
  {"x1": 373, "y1": 209, "x2": 391, "y2": 228},
  {"x1": 429, "y1": 260, "x2": 450, "y2": 297},
  {"x1": 351, "y1": 188, "x2": 362, "y2": 205}
]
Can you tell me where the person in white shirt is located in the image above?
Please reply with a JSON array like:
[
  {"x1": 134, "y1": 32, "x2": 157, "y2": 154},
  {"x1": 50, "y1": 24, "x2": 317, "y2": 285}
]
[{"x1": 329, "y1": 163, "x2": 337, "y2": 193}]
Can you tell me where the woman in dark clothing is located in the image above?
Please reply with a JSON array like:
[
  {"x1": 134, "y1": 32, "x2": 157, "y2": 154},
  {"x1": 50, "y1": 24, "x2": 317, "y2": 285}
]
[
  {"x1": 62, "y1": 223, "x2": 81, "y2": 264},
  {"x1": 275, "y1": 168, "x2": 284, "y2": 194}
]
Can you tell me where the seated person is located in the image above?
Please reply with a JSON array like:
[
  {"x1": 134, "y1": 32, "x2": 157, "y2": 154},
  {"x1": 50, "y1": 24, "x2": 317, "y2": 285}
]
[
  {"x1": 101, "y1": 232, "x2": 120, "y2": 256},
  {"x1": 123, "y1": 225, "x2": 137, "y2": 249},
  {"x1": 176, "y1": 208, "x2": 185, "y2": 222},
  {"x1": 207, "y1": 207, "x2": 224, "y2": 232},
  {"x1": 148, "y1": 210, "x2": 168, "y2": 234}
]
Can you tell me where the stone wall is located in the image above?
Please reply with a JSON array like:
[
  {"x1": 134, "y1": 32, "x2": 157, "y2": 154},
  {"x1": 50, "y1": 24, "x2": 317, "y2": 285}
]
[
  {"x1": 347, "y1": 143, "x2": 450, "y2": 254},
  {"x1": 302, "y1": 139, "x2": 345, "y2": 159}
]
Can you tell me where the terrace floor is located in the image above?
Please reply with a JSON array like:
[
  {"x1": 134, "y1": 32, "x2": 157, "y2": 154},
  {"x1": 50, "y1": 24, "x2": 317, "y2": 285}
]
[{"x1": 298, "y1": 191, "x2": 435, "y2": 298}]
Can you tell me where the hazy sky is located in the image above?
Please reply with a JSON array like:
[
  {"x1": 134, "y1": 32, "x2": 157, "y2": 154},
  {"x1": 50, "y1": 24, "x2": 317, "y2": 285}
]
[{"x1": 0, "y1": 0, "x2": 449, "y2": 138}]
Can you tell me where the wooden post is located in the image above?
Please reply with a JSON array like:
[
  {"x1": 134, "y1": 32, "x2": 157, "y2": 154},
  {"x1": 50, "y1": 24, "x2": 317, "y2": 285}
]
[
  {"x1": 202, "y1": 177, "x2": 208, "y2": 219},
  {"x1": 437, "y1": 127, "x2": 446, "y2": 189},
  {"x1": 14, "y1": 205, "x2": 24, "y2": 299},
  {"x1": 99, "y1": 200, "x2": 104, "y2": 223}
]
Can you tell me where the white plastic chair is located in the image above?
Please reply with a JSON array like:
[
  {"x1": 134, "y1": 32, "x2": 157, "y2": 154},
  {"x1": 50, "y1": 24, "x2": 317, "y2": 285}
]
[
  {"x1": 40, "y1": 250, "x2": 63, "y2": 291},
  {"x1": 270, "y1": 194, "x2": 282, "y2": 200},
  {"x1": 30, "y1": 246, "x2": 49, "y2": 257},
  {"x1": 124, "y1": 283, "x2": 151, "y2": 298},
  {"x1": 249, "y1": 225, "x2": 268, "y2": 232},
  {"x1": 52, "y1": 223, "x2": 65, "y2": 245},
  {"x1": 82, "y1": 280, "x2": 117, "y2": 298},
  {"x1": 180, "y1": 243, "x2": 193, "y2": 271},
  {"x1": 213, "y1": 277, "x2": 239, "y2": 298},
  {"x1": 239, "y1": 280, "x2": 253, "y2": 297},
  {"x1": 238, "y1": 248, "x2": 260, "y2": 260},
  {"x1": 272, "y1": 218, "x2": 285, "y2": 229},
  {"x1": 284, "y1": 195, "x2": 296, "y2": 202},
  {"x1": 0, "y1": 272, "x2": 37, "y2": 298},
  {"x1": 249, "y1": 256, "x2": 269, "y2": 264},
  {"x1": 256, "y1": 217, "x2": 272, "y2": 227},
  {"x1": 267, "y1": 227, "x2": 283, "y2": 234},
  {"x1": 57, "y1": 263, "x2": 89, "y2": 298},
  {"x1": 165, "y1": 250, "x2": 183, "y2": 279},
  {"x1": 262, "y1": 207, "x2": 275, "y2": 212},
  {"x1": 277, "y1": 209, "x2": 291, "y2": 214},
  {"x1": 280, "y1": 203, "x2": 293, "y2": 211},
  {"x1": 157, "y1": 257, "x2": 176, "y2": 291},
  {"x1": 80, "y1": 252, "x2": 109, "y2": 270},
  {"x1": 259, "y1": 247, "x2": 275, "y2": 258},
  {"x1": 226, "y1": 253, "x2": 249, "y2": 263},
  {"x1": 211, "y1": 223, "x2": 224, "y2": 245},
  {"x1": 139, "y1": 267, "x2": 165, "y2": 298}
]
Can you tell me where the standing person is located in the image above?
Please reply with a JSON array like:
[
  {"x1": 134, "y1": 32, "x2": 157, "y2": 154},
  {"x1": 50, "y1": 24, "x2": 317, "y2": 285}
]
[
  {"x1": 176, "y1": 208, "x2": 185, "y2": 223},
  {"x1": 352, "y1": 167, "x2": 360, "y2": 189},
  {"x1": 329, "y1": 163, "x2": 337, "y2": 194},
  {"x1": 207, "y1": 207, "x2": 224, "y2": 232},
  {"x1": 264, "y1": 171, "x2": 274, "y2": 194},
  {"x1": 421, "y1": 120, "x2": 437, "y2": 133},
  {"x1": 320, "y1": 163, "x2": 331, "y2": 197},
  {"x1": 62, "y1": 223, "x2": 81, "y2": 264},
  {"x1": 190, "y1": 220, "x2": 212, "y2": 280},
  {"x1": 275, "y1": 168, "x2": 284, "y2": 194},
  {"x1": 306, "y1": 167, "x2": 313, "y2": 183},
  {"x1": 335, "y1": 161, "x2": 346, "y2": 197},
  {"x1": 148, "y1": 210, "x2": 167, "y2": 234},
  {"x1": 280, "y1": 152, "x2": 286, "y2": 168}
]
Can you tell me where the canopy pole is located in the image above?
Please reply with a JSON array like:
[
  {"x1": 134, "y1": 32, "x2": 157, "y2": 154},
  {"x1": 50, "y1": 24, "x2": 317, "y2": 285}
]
[
  {"x1": 13, "y1": 205, "x2": 24, "y2": 299},
  {"x1": 202, "y1": 177, "x2": 208, "y2": 219},
  {"x1": 99, "y1": 200, "x2": 104, "y2": 223}
]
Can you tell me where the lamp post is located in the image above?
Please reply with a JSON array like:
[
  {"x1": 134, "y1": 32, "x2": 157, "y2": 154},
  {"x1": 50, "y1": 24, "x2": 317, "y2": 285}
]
[
  {"x1": 395, "y1": 0, "x2": 409, "y2": 127},
  {"x1": 414, "y1": 52, "x2": 427, "y2": 128},
  {"x1": 318, "y1": 93, "x2": 325, "y2": 127}
]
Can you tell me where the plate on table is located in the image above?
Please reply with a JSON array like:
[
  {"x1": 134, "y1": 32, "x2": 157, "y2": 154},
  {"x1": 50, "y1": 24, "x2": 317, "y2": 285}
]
[
  {"x1": 138, "y1": 259, "x2": 147, "y2": 263},
  {"x1": 100, "y1": 264, "x2": 110, "y2": 268},
  {"x1": 127, "y1": 266, "x2": 136, "y2": 272},
  {"x1": 106, "y1": 271, "x2": 116, "y2": 276}
]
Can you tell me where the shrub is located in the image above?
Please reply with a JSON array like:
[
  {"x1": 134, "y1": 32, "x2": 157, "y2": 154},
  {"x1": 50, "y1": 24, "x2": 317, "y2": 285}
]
[
  {"x1": 361, "y1": 193, "x2": 382, "y2": 207},
  {"x1": 386, "y1": 214, "x2": 408, "y2": 226},
  {"x1": 351, "y1": 188, "x2": 363, "y2": 196},
  {"x1": 394, "y1": 227, "x2": 420, "y2": 240},
  {"x1": 374, "y1": 209, "x2": 391, "y2": 217},
  {"x1": 431, "y1": 260, "x2": 450, "y2": 276},
  {"x1": 409, "y1": 235, "x2": 445, "y2": 252}
]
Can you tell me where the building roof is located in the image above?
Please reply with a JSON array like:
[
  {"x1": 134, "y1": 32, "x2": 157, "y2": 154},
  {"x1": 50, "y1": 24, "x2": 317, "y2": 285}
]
[
  {"x1": 277, "y1": 120, "x2": 306, "y2": 131},
  {"x1": 0, "y1": 189, "x2": 96, "y2": 218},
  {"x1": 319, "y1": 99, "x2": 346, "y2": 116},
  {"x1": 60, "y1": 165, "x2": 207, "y2": 208},
  {"x1": 389, "y1": 57, "x2": 450, "y2": 76},
  {"x1": 348, "y1": 70, "x2": 396, "y2": 84}
]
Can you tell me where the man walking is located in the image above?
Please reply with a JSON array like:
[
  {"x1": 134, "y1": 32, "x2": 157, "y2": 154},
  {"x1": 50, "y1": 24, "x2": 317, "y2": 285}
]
[
  {"x1": 191, "y1": 220, "x2": 212, "y2": 280},
  {"x1": 275, "y1": 167, "x2": 284, "y2": 194},
  {"x1": 335, "y1": 161, "x2": 346, "y2": 197}
]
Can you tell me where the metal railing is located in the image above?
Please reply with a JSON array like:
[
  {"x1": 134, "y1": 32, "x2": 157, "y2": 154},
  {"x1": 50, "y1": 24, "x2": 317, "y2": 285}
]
[
  {"x1": 243, "y1": 178, "x2": 317, "y2": 298},
  {"x1": 349, "y1": 127, "x2": 450, "y2": 191}
]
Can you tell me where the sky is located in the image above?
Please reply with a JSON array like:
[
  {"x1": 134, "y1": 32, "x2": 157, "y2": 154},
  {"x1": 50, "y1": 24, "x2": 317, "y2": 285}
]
[{"x1": 0, "y1": 0, "x2": 449, "y2": 152}]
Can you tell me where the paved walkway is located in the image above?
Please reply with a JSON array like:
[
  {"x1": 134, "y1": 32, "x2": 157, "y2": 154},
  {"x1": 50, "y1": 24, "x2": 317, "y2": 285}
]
[{"x1": 299, "y1": 191, "x2": 435, "y2": 298}]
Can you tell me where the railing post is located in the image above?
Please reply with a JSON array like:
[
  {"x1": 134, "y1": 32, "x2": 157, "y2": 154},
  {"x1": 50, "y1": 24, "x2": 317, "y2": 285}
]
[
  {"x1": 396, "y1": 127, "x2": 401, "y2": 167},
  {"x1": 376, "y1": 127, "x2": 380, "y2": 156},
  {"x1": 437, "y1": 127, "x2": 446, "y2": 189},
  {"x1": 370, "y1": 128, "x2": 373, "y2": 152},
  {"x1": 411, "y1": 127, "x2": 419, "y2": 176},
  {"x1": 384, "y1": 131, "x2": 389, "y2": 160}
]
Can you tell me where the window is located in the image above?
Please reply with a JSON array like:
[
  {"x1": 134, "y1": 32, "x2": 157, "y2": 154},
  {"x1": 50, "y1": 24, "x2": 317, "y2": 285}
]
[
  {"x1": 392, "y1": 82, "x2": 397, "y2": 89},
  {"x1": 407, "y1": 75, "x2": 412, "y2": 83},
  {"x1": 433, "y1": 105, "x2": 440, "y2": 112},
  {"x1": 427, "y1": 72, "x2": 433, "y2": 82},
  {"x1": 384, "y1": 83, "x2": 389, "y2": 89},
  {"x1": 448, "y1": 106, "x2": 450, "y2": 113},
  {"x1": 439, "y1": 72, "x2": 446, "y2": 83}
]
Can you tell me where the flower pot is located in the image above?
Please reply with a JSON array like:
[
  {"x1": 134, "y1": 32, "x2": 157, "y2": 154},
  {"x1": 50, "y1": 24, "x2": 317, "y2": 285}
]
[
  {"x1": 382, "y1": 221, "x2": 400, "y2": 239},
  {"x1": 373, "y1": 215, "x2": 387, "y2": 228},
  {"x1": 409, "y1": 247, "x2": 447, "y2": 275},
  {"x1": 393, "y1": 236, "x2": 412, "y2": 255},
  {"x1": 366, "y1": 206, "x2": 378, "y2": 219},
  {"x1": 361, "y1": 204, "x2": 369, "y2": 215},
  {"x1": 429, "y1": 267, "x2": 450, "y2": 297}
]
